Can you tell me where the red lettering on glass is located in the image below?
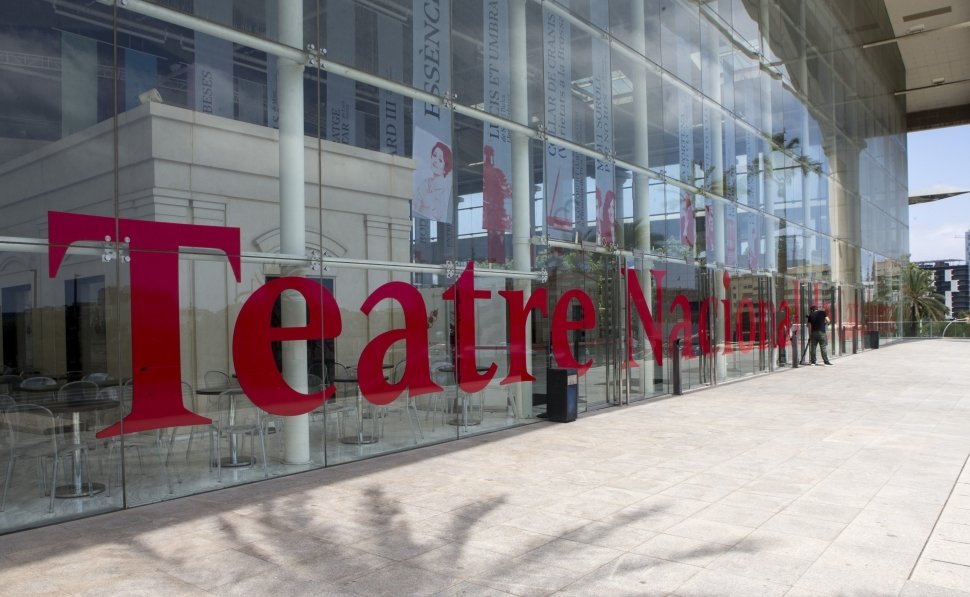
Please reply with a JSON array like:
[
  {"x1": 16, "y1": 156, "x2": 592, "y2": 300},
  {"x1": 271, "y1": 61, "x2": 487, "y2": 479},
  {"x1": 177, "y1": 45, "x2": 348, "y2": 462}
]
[
  {"x1": 550, "y1": 289, "x2": 595, "y2": 374},
  {"x1": 499, "y1": 288, "x2": 548, "y2": 383},
  {"x1": 669, "y1": 294, "x2": 695, "y2": 358},
  {"x1": 757, "y1": 301, "x2": 770, "y2": 349},
  {"x1": 52, "y1": 213, "x2": 819, "y2": 437},
  {"x1": 233, "y1": 277, "x2": 337, "y2": 416},
  {"x1": 721, "y1": 272, "x2": 733, "y2": 355},
  {"x1": 442, "y1": 262, "x2": 497, "y2": 393},
  {"x1": 358, "y1": 282, "x2": 441, "y2": 405},
  {"x1": 777, "y1": 300, "x2": 791, "y2": 348},
  {"x1": 736, "y1": 298, "x2": 755, "y2": 352},
  {"x1": 625, "y1": 268, "x2": 666, "y2": 367},
  {"x1": 698, "y1": 297, "x2": 717, "y2": 356},
  {"x1": 48, "y1": 211, "x2": 241, "y2": 438}
]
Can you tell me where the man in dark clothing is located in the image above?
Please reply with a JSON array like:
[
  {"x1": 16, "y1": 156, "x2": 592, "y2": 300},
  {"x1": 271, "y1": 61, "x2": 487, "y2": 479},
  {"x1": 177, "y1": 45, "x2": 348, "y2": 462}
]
[{"x1": 807, "y1": 305, "x2": 832, "y2": 365}]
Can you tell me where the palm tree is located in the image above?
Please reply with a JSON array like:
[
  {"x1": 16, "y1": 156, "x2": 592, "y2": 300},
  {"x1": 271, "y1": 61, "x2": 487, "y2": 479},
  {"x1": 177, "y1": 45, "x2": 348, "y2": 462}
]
[{"x1": 901, "y1": 263, "x2": 948, "y2": 336}]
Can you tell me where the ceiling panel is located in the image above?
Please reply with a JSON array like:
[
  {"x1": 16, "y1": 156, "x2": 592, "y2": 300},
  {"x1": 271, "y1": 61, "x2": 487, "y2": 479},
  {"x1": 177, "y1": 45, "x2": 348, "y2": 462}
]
[{"x1": 879, "y1": 0, "x2": 970, "y2": 125}]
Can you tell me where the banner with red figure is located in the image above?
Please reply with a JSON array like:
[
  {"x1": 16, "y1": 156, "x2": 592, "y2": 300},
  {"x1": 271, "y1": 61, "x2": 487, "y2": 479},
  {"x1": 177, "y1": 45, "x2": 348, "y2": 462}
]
[{"x1": 483, "y1": 0, "x2": 512, "y2": 262}]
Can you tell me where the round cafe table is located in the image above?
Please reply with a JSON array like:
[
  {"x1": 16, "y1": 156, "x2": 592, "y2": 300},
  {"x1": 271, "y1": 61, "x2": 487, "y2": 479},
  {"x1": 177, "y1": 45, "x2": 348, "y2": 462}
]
[{"x1": 46, "y1": 398, "x2": 118, "y2": 498}]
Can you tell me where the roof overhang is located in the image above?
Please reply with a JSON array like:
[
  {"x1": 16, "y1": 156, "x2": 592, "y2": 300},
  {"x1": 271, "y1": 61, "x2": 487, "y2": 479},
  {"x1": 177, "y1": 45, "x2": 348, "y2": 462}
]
[
  {"x1": 872, "y1": 1, "x2": 970, "y2": 131},
  {"x1": 908, "y1": 186, "x2": 970, "y2": 204}
]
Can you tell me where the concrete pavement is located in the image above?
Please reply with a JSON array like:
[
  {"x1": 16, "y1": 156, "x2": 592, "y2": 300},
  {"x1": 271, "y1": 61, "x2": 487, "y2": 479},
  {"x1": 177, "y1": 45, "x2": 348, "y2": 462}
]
[{"x1": 2, "y1": 339, "x2": 969, "y2": 596}]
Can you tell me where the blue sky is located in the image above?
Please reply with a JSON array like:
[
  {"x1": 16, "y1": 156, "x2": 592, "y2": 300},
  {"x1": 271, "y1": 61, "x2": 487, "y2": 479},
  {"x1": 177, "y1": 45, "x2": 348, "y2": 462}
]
[{"x1": 907, "y1": 124, "x2": 970, "y2": 262}]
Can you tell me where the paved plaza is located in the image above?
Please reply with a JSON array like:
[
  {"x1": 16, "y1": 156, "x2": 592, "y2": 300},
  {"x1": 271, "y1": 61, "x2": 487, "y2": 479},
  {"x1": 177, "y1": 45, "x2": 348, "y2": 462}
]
[{"x1": 2, "y1": 339, "x2": 969, "y2": 596}]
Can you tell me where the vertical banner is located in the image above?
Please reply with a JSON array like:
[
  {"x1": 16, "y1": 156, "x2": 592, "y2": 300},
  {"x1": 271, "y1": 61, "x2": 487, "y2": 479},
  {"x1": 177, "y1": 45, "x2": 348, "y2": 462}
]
[
  {"x1": 591, "y1": 3, "x2": 615, "y2": 246},
  {"x1": 543, "y1": 0, "x2": 574, "y2": 240},
  {"x1": 678, "y1": 91, "x2": 696, "y2": 248},
  {"x1": 62, "y1": 33, "x2": 98, "y2": 136},
  {"x1": 193, "y1": 3, "x2": 233, "y2": 118},
  {"x1": 266, "y1": 1, "x2": 279, "y2": 129},
  {"x1": 680, "y1": 191, "x2": 696, "y2": 249},
  {"x1": 723, "y1": 121, "x2": 736, "y2": 200},
  {"x1": 482, "y1": 0, "x2": 512, "y2": 262},
  {"x1": 747, "y1": 132, "x2": 761, "y2": 208},
  {"x1": 702, "y1": 102, "x2": 713, "y2": 191},
  {"x1": 747, "y1": 216, "x2": 761, "y2": 270},
  {"x1": 378, "y1": 14, "x2": 405, "y2": 156},
  {"x1": 725, "y1": 204, "x2": 738, "y2": 267},
  {"x1": 413, "y1": 0, "x2": 454, "y2": 265},
  {"x1": 677, "y1": 91, "x2": 695, "y2": 248},
  {"x1": 705, "y1": 202, "x2": 715, "y2": 259},
  {"x1": 326, "y1": 3, "x2": 357, "y2": 146},
  {"x1": 574, "y1": 121, "x2": 590, "y2": 242},
  {"x1": 676, "y1": 10, "x2": 695, "y2": 251}
]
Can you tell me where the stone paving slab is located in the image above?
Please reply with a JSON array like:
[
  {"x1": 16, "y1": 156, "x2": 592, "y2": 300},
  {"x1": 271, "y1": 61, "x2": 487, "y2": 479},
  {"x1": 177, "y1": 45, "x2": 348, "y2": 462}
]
[{"x1": 1, "y1": 339, "x2": 970, "y2": 596}]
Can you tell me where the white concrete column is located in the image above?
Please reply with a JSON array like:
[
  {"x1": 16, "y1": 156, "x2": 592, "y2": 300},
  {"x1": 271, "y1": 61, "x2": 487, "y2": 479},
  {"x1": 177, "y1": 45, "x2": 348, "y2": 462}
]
[
  {"x1": 278, "y1": 1, "x2": 310, "y2": 464},
  {"x1": 704, "y1": 16, "x2": 728, "y2": 380},
  {"x1": 630, "y1": 0, "x2": 656, "y2": 391},
  {"x1": 510, "y1": 0, "x2": 532, "y2": 417},
  {"x1": 760, "y1": 0, "x2": 778, "y2": 278}
]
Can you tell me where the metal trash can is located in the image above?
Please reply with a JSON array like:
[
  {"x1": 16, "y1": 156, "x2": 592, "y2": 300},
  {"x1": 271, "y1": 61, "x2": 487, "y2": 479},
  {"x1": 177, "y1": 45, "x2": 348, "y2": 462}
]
[
  {"x1": 868, "y1": 330, "x2": 880, "y2": 349},
  {"x1": 546, "y1": 368, "x2": 577, "y2": 423}
]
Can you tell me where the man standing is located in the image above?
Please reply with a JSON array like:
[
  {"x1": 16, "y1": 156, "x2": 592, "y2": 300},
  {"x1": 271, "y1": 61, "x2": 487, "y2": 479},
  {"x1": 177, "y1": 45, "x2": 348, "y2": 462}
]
[{"x1": 807, "y1": 305, "x2": 833, "y2": 365}]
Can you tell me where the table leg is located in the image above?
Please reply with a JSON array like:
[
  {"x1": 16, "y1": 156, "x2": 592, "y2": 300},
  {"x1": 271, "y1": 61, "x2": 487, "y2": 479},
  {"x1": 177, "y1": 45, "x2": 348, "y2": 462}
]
[
  {"x1": 340, "y1": 391, "x2": 378, "y2": 445},
  {"x1": 221, "y1": 394, "x2": 253, "y2": 467},
  {"x1": 448, "y1": 387, "x2": 483, "y2": 428},
  {"x1": 54, "y1": 410, "x2": 105, "y2": 498}
]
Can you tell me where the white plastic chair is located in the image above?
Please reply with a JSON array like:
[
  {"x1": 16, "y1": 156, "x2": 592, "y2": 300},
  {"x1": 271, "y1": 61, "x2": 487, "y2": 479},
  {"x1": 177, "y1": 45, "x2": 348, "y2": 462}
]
[
  {"x1": 208, "y1": 390, "x2": 268, "y2": 481},
  {"x1": 1, "y1": 403, "x2": 89, "y2": 513},
  {"x1": 103, "y1": 381, "x2": 176, "y2": 495},
  {"x1": 204, "y1": 370, "x2": 231, "y2": 389},
  {"x1": 378, "y1": 359, "x2": 423, "y2": 443}
]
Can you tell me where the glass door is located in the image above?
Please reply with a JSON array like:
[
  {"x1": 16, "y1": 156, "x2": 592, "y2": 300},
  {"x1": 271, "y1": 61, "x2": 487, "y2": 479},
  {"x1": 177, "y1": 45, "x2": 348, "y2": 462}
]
[{"x1": 535, "y1": 247, "x2": 626, "y2": 414}]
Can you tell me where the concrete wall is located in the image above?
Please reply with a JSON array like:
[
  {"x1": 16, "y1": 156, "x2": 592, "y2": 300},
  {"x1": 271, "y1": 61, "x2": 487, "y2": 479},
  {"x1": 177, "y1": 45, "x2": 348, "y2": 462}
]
[{"x1": 0, "y1": 102, "x2": 415, "y2": 386}]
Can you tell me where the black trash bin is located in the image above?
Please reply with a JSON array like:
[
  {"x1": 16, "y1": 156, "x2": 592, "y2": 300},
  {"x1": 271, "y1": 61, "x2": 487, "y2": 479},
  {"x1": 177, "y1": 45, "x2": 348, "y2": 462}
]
[
  {"x1": 868, "y1": 330, "x2": 880, "y2": 349},
  {"x1": 546, "y1": 368, "x2": 578, "y2": 423}
]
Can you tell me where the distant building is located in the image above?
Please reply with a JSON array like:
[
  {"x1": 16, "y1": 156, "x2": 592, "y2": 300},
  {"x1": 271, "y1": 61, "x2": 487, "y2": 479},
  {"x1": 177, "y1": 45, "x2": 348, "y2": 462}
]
[
  {"x1": 966, "y1": 231, "x2": 970, "y2": 286},
  {"x1": 916, "y1": 260, "x2": 970, "y2": 318}
]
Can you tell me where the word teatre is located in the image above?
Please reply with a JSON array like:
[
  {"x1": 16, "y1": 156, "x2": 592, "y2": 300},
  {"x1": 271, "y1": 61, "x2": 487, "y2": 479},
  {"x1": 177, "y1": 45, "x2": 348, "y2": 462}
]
[{"x1": 48, "y1": 211, "x2": 799, "y2": 438}]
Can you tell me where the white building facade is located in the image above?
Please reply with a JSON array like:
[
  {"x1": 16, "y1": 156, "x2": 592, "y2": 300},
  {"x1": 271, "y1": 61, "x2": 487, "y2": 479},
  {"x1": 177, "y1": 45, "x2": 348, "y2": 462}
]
[{"x1": 0, "y1": 0, "x2": 909, "y2": 533}]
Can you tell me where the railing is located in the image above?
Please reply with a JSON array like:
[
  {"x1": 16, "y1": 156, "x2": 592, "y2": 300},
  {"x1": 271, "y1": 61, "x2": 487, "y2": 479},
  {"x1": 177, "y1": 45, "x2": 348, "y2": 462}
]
[{"x1": 871, "y1": 320, "x2": 970, "y2": 339}]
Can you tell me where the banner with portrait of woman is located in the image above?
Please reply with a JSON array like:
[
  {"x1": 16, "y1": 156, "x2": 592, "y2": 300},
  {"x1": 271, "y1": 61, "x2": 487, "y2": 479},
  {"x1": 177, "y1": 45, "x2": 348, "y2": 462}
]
[
  {"x1": 412, "y1": 0, "x2": 454, "y2": 260},
  {"x1": 412, "y1": 126, "x2": 454, "y2": 223}
]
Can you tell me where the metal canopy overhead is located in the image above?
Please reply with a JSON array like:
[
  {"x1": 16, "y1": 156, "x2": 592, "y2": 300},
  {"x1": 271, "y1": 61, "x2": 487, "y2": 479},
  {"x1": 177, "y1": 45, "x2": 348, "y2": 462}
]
[
  {"x1": 908, "y1": 186, "x2": 970, "y2": 204},
  {"x1": 873, "y1": 1, "x2": 970, "y2": 130}
]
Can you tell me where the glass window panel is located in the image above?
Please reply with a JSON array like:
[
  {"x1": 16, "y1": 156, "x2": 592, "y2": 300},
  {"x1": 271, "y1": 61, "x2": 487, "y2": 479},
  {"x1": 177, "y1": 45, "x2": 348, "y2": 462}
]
[
  {"x1": 660, "y1": 0, "x2": 700, "y2": 88},
  {"x1": 609, "y1": 0, "x2": 662, "y2": 65},
  {"x1": 0, "y1": 1, "x2": 115, "y2": 235},
  {"x1": 731, "y1": 0, "x2": 761, "y2": 53},
  {"x1": 141, "y1": 0, "x2": 318, "y2": 47},
  {"x1": 0, "y1": 246, "x2": 125, "y2": 531}
]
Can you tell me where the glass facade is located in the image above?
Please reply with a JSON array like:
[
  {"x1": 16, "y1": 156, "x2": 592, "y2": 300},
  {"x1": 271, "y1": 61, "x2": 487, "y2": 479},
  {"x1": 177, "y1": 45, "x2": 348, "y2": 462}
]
[{"x1": 0, "y1": 0, "x2": 908, "y2": 533}]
